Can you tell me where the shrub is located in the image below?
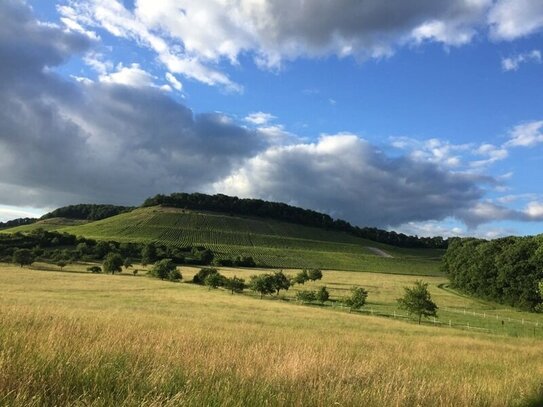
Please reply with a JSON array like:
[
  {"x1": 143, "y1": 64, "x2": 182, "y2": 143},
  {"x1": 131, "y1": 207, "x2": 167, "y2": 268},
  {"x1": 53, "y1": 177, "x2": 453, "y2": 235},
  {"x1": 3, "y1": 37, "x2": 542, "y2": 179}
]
[
  {"x1": 316, "y1": 286, "x2": 329, "y2": 303},
  {"x1": 296, "y1": 290, "x2": 317, "y2": 303},
  {"x1": 344, "y1": 287, "x2": 368, "y2": 312},
  {"x1": 193, "y1": 267, "x2": 219, "y2": 285}
]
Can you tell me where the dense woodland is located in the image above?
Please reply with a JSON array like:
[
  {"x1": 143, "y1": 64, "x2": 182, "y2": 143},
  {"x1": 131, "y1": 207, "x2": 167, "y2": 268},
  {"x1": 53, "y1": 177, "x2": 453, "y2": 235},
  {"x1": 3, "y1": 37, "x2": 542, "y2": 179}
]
[
  {"x1": 0, "y1": 229, "x2": 217, "y2": 267},
  {"x1": 442, "y1": 236, "x2": 543, "y2": 311},
  {"x1": 41, "y1": 204, "x2": 134, "y2": 221},
  {"x1": 143, "y1": 193, "x2": 448, "y2": 249},
  {"x1": 0, "y1": 218, "x2": 37, "y2": 229}
]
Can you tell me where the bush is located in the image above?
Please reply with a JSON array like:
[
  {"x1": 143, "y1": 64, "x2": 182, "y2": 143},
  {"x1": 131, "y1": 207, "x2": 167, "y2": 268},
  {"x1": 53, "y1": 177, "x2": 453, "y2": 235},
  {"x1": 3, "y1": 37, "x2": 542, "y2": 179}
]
[
  {"x1": 87, "y1": 266, "x2": 102, "y2": 273},
  {"x1": 150, "y1": 259, "x2": 181, "y2": 281},
  {"x1": 193, "y1": 267, "x2": 219, "y2": 285},
  {"x1": 344, "y1": 287, "x2": 368, "y2": 312},
  {"x1": 307, "y1": 269, "x2": 323, "y2": 281},
  {"x1": 292, "y1": 269, "x2": 309, "y2": 285},
  {"x1": 224, "y1": 276, "x2": 245, "y2": 294},
  {"x1": 316, "y1": 286, "x2": 329, "y2": 303},
  {"x1": 204, "y1": 272, "x2": 225, "y2": 289},
  {"x1": 296, "y1": 290, "x2": 317, "y2": 303}
]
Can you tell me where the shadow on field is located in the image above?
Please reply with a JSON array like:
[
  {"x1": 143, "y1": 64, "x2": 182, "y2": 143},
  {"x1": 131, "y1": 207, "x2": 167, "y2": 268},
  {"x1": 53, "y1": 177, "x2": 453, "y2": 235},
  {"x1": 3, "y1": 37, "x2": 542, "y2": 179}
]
[{"x1": 523, "y1": 390, "x2": 543, "y2": 407}]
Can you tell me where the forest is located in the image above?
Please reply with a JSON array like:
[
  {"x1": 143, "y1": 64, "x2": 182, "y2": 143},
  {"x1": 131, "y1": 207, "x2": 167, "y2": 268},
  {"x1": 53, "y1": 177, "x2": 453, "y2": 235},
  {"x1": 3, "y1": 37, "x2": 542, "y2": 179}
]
[{"x1": 441, "y1": 236, "x2": 543, "y2": 311}]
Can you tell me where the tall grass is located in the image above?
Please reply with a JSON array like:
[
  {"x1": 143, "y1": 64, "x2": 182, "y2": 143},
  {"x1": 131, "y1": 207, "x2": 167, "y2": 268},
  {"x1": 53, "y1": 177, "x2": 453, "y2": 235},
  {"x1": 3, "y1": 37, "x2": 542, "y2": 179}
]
[{"x1": 0, "y1": 266, "x2": 542, "y2": 406}]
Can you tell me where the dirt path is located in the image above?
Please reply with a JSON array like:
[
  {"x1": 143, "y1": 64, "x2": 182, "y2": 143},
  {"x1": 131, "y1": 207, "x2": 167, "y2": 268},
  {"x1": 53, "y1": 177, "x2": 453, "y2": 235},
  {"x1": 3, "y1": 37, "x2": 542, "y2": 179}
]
[{"x1": 365, "y1": 247, "x2": 393, "y2": 258}]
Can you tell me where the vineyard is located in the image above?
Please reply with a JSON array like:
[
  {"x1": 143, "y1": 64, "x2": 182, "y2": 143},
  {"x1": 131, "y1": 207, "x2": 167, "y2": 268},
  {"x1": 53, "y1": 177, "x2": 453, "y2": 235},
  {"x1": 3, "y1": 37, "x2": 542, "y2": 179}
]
[{"x1": 49, "y1": 206, "x2": 444, "y2": 274}]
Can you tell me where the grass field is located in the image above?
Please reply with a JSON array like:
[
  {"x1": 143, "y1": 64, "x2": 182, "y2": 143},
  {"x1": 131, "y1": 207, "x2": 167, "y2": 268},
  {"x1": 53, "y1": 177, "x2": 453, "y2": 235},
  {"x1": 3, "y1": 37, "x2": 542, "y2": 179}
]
[
  {"x1": 2, "y1": 206, "x2": 443, "y2": 274},
  {"x1": 1, "y1": 263, "x2": 542, "y2": 406}
]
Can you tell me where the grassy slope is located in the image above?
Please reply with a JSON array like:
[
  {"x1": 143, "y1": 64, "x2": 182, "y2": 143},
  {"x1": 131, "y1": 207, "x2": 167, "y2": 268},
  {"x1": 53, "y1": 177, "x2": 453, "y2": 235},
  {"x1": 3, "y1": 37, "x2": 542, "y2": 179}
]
[
  {"x1": 1, "y1": 264, "x2": 542, "y2": 406},
  {"x1": 1, "y1": 217, "x2": 89, "y2": 232},
  {"x1": 39, "y1": 206, "x2": 443, "y2": 274}
]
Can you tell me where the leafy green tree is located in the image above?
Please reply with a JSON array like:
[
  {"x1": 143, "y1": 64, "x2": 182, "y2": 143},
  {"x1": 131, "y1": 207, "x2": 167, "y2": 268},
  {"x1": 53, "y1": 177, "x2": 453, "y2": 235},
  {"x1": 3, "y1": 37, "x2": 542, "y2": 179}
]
[
  {"x1": 87, "y1": 266, "x2": 102, "y2": 273},
  {"x1": 141, "y1": 243, "x2": 157, "y2": 266},
  {"x1": 316, "y1": 286, "x2": 329, "y2": 303},
  {"x1": 307, "y1": 269, "x2": 323, "y2": 281},
  {"x1": 204, "y1": 272, "x2": 224, "y2": 289},
  {"x1": 292, "y1": 269, "x2": 309, "y2": 285},
  {"x1": 150, "y1": 259, "x2": 180, "y2": 281},
  {"x1": 344, "y1": 286, "x2": 368, "y2": 313},
  {"x1": 12, "y1": 249, "x2": 35, "y2": 267},
  {"x1": 397, "y1": 281, "x2": 438, "y2": 324},
  {"x1": 224, "y1": 276, "x2": 245, "y2": 294},
  {"x1": 168, "y1": 268, "x2": 182, "y2": 282},
  {"x1": 296, "y1": 290, "x2": 316, "y2": 303},
  {"x1": 249, "y1": 274, "x2": 275, "y2": 299},
  {"x1": 271, "y1": 271, "x2": 291, "y2": 295},
  {"x1": 123, "y1": 257, "x2": 133, "y2": 270},
  {"x1": 193, "y1": 267, "x2": 219, "y2": 285},
  {"x1": 103, "y1": 252, "x2": 123, "y2": 275},
  {"x1": 56, "y1": 260, "x2": 68, "y2": 271}
]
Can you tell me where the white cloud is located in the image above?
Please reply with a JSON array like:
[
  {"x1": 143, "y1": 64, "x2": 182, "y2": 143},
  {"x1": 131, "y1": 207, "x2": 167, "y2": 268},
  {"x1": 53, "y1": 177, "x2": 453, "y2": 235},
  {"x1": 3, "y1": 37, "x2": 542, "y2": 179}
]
[
  {"x1": 505, "y1": 120, "x2": 543, "y2": 147},
  {"x1": 502, "y1": 49, "x2": 541, "y2": 71},
  {"x1": 61, "y1": 0, "x2": 242, "y2": 92},
  {"x1": 489, "y1": 0, "x2": 543, "y2": 40},
  {"x1": 524, "y1": 201, "x2": 543, "y2": 219},
  {"x1": 165, "y1": 72, "x2": 182, "y2": 91},
  {"x1": 245, "y1": 112, "x2": 276, "y2": 126},
  {"x1": 99, "y1": 63, "x2": 157, "y2": 88},
  {"x1": 61, "y1": 0, "x2": 498, "y2": 89}
]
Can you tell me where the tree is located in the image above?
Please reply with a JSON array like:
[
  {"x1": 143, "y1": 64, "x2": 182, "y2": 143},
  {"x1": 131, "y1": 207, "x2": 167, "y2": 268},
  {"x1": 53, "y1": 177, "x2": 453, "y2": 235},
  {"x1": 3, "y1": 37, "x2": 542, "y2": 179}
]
[
  {"x1": 224, "y1": 276, "x2": 245, "y2": 294},
  {"x1": 271, "y1": 271, "x2": 291, "y2": 295},
  {"x1": 56, "y1": 260, "x2": 68, "y2": 271},
  {"x1": 397, "y1": 281, "x2": 438, "y2": 324},
  {"x1": 12, "y1": 249, "x2": 34, "y2": 267},
  {"x1": 141, "y1": 243, "x2": 157, "y2": 266},
  {"x1": 249, "y1": 274, "x2": 275, "y2": 299},
  {"x1": 204, "y1": 272, "x2": 224, "y2": 289},
  {"x1": 307, "y1": 269, "x2": 323, "y2": 281},
  {"x1": 123, "y1": 257, "x2": 133, "y2": 270},
  {"x1": 292, "y1": 269, "x2": 309, "y2": 285},
  {"x1": 344, "y1": 286, "x2": 368, "y2": 313},
  {"x1": 150, "y1": 259, "x2": 180, "y2": 281},
  {"x1": 296, "y1": 290, "x2": 316, "y2": 303},
  {"x1": 193, "y1": 267, "x2": 219, "y2": 285},
  {"x1": 316, "y1": 286, "x2": 329, "y2": 303},
  {"x1": 103, "y1": 252, "x2": 123, "y2": 274}
]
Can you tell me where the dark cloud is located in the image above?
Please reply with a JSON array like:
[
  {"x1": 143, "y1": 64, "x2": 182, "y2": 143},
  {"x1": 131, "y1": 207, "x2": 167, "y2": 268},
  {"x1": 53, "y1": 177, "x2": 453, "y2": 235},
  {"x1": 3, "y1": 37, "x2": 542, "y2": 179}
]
[
  {"x1": 0, "y1": 0, "x2": 262, "y2": 208},
  {"x1": 214, "y1": 135, "x2": 489, "y2": 227},
  {"x1": 259, "y1": 0, "x2": 488, "y2": 53}
]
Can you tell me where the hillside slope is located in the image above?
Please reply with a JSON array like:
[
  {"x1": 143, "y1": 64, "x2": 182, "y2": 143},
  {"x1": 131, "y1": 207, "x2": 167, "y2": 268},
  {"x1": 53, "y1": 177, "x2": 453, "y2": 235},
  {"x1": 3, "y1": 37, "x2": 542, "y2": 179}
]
[{"x1": 56, "y1": 206, "x2": 443, "y2": 274}]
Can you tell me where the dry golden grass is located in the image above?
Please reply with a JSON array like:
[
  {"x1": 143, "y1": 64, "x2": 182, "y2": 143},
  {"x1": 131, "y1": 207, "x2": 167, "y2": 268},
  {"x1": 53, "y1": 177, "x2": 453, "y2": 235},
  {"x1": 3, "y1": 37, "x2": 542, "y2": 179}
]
[{"x1": 0, "y1": 264, "x2": 542, "y2": 406}]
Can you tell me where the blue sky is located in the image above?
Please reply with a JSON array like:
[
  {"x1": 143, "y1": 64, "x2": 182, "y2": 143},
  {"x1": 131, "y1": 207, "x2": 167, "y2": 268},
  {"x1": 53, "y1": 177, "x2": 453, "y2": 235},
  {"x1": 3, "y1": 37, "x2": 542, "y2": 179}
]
[{"x1": 1, "y1": 0, "x2": 543, "y2": 238}]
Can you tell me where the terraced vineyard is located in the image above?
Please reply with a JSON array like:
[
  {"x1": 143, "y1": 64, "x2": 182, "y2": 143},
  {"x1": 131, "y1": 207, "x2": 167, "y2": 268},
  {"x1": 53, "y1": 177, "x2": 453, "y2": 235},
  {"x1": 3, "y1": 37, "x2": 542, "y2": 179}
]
[{"x1": 43, "y1": 206, "x2": 444, "y2": 274}]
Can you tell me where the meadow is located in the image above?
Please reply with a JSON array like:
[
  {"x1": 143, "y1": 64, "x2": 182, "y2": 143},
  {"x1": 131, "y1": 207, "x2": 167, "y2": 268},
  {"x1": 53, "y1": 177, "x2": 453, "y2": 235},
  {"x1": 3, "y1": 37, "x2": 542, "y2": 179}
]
[{"x1": 1, "y1": 263, "x2": 542, "y2": 406}]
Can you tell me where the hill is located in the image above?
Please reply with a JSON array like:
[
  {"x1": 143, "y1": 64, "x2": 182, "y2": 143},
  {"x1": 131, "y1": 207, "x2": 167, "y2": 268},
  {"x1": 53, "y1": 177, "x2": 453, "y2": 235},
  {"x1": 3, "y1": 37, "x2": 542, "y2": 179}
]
[{"x1": 52, "y1": 206, "x2": 443, "y2": 274}]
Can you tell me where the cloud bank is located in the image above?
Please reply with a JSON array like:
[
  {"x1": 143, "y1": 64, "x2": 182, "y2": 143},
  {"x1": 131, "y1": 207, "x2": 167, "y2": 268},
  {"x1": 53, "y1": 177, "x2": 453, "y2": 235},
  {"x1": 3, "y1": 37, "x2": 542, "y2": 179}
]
[{"x1": 59, "y1": 0, "x2": 543, "y2": 90}]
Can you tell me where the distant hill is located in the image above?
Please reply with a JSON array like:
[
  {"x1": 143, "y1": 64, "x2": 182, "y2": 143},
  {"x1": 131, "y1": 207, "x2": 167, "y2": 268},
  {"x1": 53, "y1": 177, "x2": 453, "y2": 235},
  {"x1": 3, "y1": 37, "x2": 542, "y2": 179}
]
[
  {"x1": 144, "y1": 193, "x2": 447, "y2": 249},
  {"x1": 0, "y1": 193, "x2": 445, "y2": 274},
  {"x1": 0, "y1": 217, "x2": 37, "y2": 230},
  {"x1": 41, "y1": 204, "x2": 134, "y2": 221},
  {"x1": 55, "y1": 206, "x2": 443, "y2": 274}
]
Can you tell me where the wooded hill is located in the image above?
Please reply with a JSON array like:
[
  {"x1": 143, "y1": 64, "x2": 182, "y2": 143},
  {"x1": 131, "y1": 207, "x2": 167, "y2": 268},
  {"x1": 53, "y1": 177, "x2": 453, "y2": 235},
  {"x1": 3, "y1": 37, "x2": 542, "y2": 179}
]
[{"x1": 143, "y1": 193, "x2": 448, "y2": 249}]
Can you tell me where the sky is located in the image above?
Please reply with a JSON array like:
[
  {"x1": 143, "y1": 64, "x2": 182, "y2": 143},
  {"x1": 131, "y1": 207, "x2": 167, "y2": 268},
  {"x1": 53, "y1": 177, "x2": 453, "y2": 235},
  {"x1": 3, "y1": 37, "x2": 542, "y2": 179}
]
[{"x1": 1, "y1": 0, "x2": 543, "y2": 238}]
